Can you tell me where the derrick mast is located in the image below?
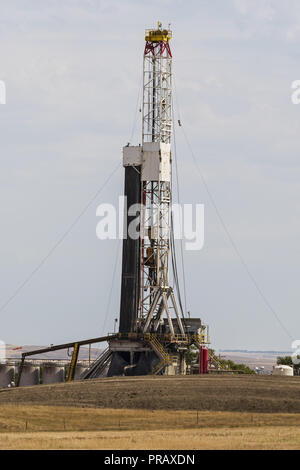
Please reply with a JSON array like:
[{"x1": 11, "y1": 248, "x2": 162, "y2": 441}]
[
  {"x1": 142, "y1": 26, "x2": 172, "y2": 144},
  {"x1": 121, "y1": 22, "x2": 184, "y2": 336},
  {"x1": 138, "y1": 24, "x2": 183, "y2": 334},
  {"x1": 106, "y1": 23, "x2": 209, "y2": 377}
]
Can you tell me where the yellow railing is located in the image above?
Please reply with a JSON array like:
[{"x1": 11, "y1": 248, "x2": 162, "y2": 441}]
[
  {"x1": 145, "y1": 29, "x2": 172, "y2": 43},
  {"x1": 192, "y1": 329, "x2": 210, "y2": 346},
  {"x1": 209, "y1": 353, "x2": 225, "y2": 371},
  {"x1": 171, "y1": 334, "x2": 188, "y2": 343},
  {"x1": 145, "y1": 334, "x2": 171, "y2": 375}
]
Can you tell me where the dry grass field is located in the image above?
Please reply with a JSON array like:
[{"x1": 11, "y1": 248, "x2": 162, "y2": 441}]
[
  {"x1": 0, "y1": 406, "x2": 299, "y2": 449},
  {"x1": 1, "y1": 375, "x2": 300, "y2": 412},
  {"x1": 1, "y1": 375, "x2": 300, "y2": 449},
  {"x1": 2, "y1": 426, "x2": 300, "y2": 450}
]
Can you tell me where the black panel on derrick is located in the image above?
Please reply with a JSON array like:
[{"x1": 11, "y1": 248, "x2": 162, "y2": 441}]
[{"x1": 119, "y1": 166, "x2": 141, "y2": 333}]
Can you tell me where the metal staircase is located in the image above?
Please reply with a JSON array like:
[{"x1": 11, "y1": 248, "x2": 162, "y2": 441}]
[
  {"x1": 81, "y1": 348, "x2": 112, "y2": 380},
  {"x1": 208, "y1": 352, "x2": 225, "y2": 371},
  {"x1": 192, "y1": 333, "x2": 206, "y2": 348},
  {"x1": 145, "y1": 334, "x2": 171, "y2": 375}
]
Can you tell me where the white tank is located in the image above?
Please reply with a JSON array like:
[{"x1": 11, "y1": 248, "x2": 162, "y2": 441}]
[
  {"x1": 42, "y1": 365, "x2": 65, "y2": 384},
  {"x1": 19, "y1": 365, "x2": 40, "y2": 386},
  {"x1": 74, "y1": 364, "x2": 88, "y2": 380},
  {"x1": 273, "y1": 365, "x2": 294, "y2": 376},
  {"x1": 0, "y1": 365, "x2": 14, "y2": 388}
]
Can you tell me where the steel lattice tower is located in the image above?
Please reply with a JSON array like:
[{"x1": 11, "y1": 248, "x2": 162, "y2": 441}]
[
  {"x1": 138, "y1": 24, "x2": 184, "y2": 335},
  {"x1": 107, "y1": 22, "x2": 209, "y2": 377}
]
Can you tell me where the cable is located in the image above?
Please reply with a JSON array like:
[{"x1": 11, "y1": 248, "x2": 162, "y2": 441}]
[
  {"x1": 172, "y1": 74, "x2": 293, "y2": 340},
  {"x1": 180, "y1": 126, "x2": 293, "y2": 340},
  {"x1": 1, "y1": 67, "x2": 140, "y2": 335},
  {"x1": 101, "y1": 72, "x2": 142, "y2": 336},
  {"x1": 101, "y1": 237, "x2": 121, "y2": 336},
  {"x1": 169, "y1": 146, "x2": 184, "y2": 317},
  {"x1": 101, "y1": 71, "x2": 141, "y2": 336},
  {"x1": 129, "y1": 72, "x2": 143, "y2": 144},
  {"x1": 0, "y1": 162, "x2": 122, "y2": 315},
  {"x1": 172, "y1": 98, "x2": 188, "y2": 316},
  {"x1": 170, "y1": 213, "x2": 182, "y2": 313}
]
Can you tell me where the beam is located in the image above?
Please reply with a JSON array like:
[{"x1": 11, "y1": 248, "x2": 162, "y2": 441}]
[
  {"x1": 20, "y1": 334, "x2": 118, "y2": 358},
  {"x1": 67, "y1": 343, "x2": 80, "y2": 382}
]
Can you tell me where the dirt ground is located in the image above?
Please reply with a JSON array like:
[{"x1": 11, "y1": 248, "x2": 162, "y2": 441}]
[{"x1": 1, "y1": 375, "x2": 300, "y2": 413}]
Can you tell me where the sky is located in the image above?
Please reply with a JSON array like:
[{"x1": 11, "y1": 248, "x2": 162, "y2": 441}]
[{"x1": 0, "y1": 0, "x2": 300, "y2": 350}]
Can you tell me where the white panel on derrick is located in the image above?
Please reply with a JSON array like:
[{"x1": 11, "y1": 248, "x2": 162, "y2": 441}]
[
  {"x1": 123, "y1": 145, "x2": 142, "y2": 167},
  {"x1": 141, "y1": 142, "x2": 171, "y2": 181},
  {"x1": 160, "y1": 143, "x2": 171, "y2": 181}
]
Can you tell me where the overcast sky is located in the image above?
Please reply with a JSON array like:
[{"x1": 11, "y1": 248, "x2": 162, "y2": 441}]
[{"x1": 0, "y1": 0, "x2": 300, "y2": 350}]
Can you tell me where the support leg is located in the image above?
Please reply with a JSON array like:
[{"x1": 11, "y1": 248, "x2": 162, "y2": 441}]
[
  {"x1": 67, "y1": 343, "x2": 80, "y2": 382},
  {"x1": 16, "y1": 355, "x2": 25, "y2": 387}
]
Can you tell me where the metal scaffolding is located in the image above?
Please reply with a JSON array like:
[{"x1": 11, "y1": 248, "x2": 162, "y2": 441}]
[{"x1": 138, "y1": 23, "x2": 184, "y2": 336}]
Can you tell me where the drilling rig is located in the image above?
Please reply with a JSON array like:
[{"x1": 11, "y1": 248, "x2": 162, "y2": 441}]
[
  {"x1": 105, "y1": 22, "x2": 209, "y2": 376},
  {"x1": 15, "y1": 23, "x2": 210, "y2": 387}
]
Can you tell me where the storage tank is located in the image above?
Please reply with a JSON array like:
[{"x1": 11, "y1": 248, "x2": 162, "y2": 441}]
[
  {"x1": 42, "y1": 365, "x2": 65, "y2": 384},
  {"x1": 74, "y1": 364, "x2": 88, "y2": 380},
  {"x1": 0, "y1": 364, "x2": 15, "y2": 387},
  {"x1": 19, "y1": 364, "x2": 40, "y2": 387},
  {"x1": 199, "y1": 346, "x2": 209, "y2": 374},
  {"x1": 273, "y1": 365, "x2": 294, "y2": 376}
]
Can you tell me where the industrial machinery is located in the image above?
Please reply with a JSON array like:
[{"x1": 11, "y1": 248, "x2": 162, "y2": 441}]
[
  {"x1": 106, "y1": 22, "x2": 209, "y2": 376},
  {"x1": 16, "y1": 23, "x2": 210, "y2": 386}
]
